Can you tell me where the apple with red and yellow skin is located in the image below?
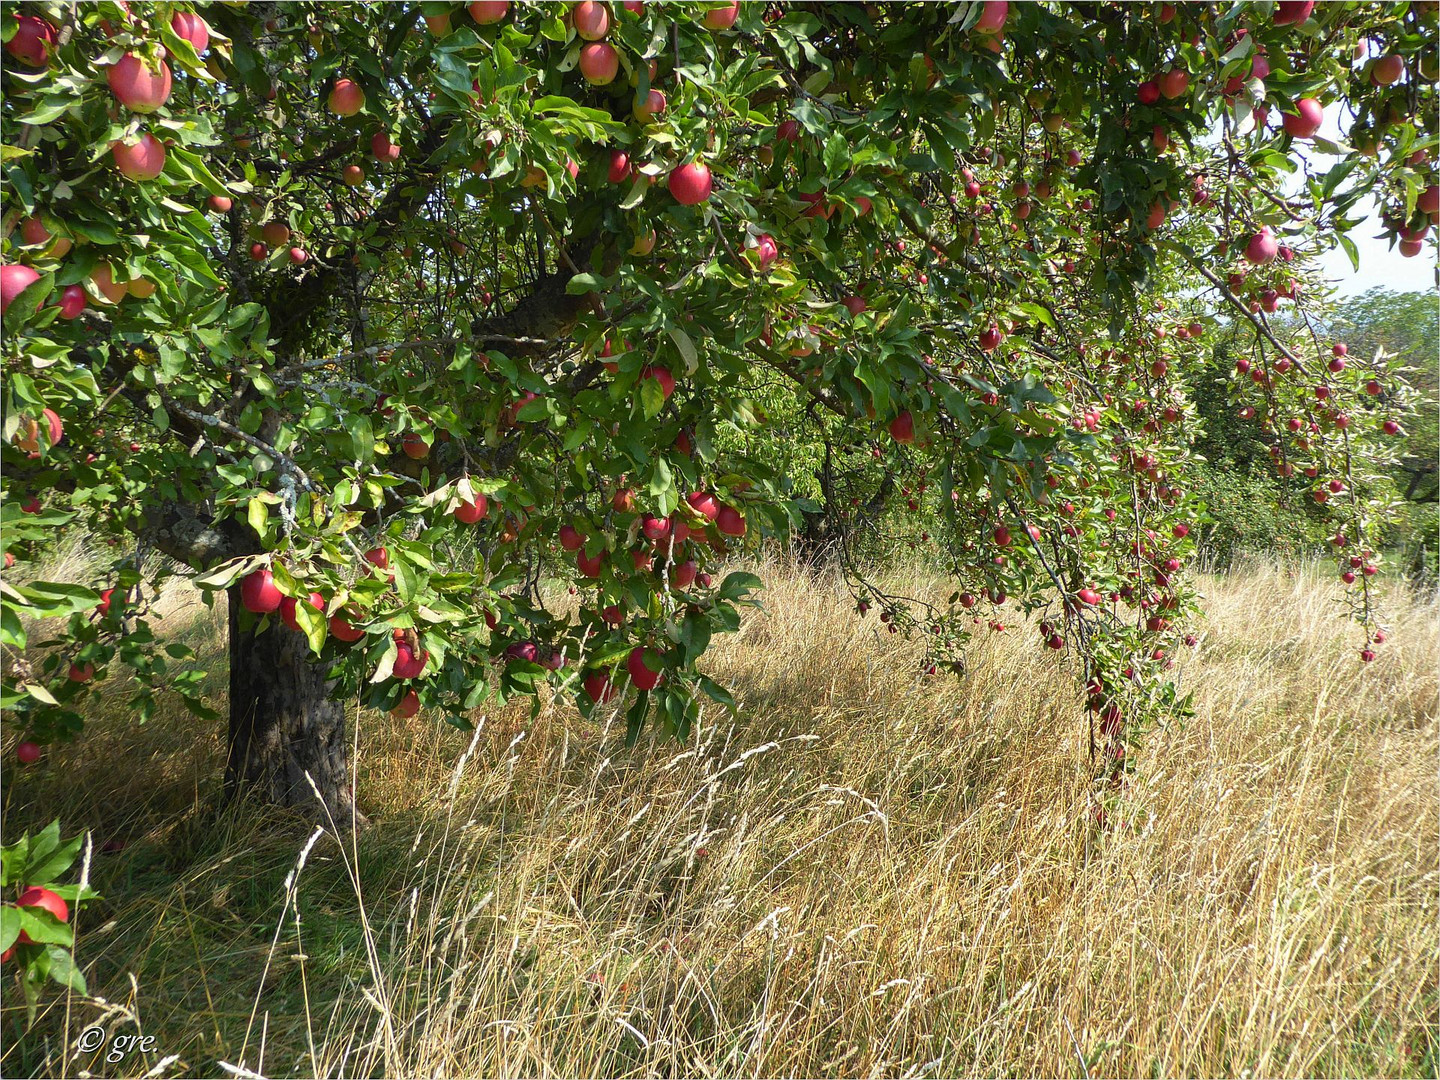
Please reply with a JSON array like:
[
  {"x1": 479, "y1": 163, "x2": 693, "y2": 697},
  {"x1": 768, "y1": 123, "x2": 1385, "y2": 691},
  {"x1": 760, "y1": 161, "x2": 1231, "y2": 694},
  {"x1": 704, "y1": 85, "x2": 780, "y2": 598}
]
[
  {"x1": 171, "y1": 11, "x2": 210, "y2": 52},
  {"x1": 469, "y1": 1, "x2": 509, "y2": 25},
  {"x1": 973, "y1": 0, "x2": 1008, "y2": 34},
  {"x1": 68, "y1": 662, "x2": 94, "y2": 683},
  {"x1": 1, "y1": 265, "x2": 40, "y2": 315},
  {"x1": 371, "y1": 131, "x2": 401, "y2": 162},
  {"x1": 280, "y1": 591, "x2": 325, "y2": 632},
  {"x1": 669, "y1": 161, "x2": 712, "y2": 205},
  {"x1": 635, "y1": 88, "x2": 666, "y2": 122},
  {"x1": 391, "y1": 689, "x2": 420, "y2": 718},
  {"x1": 328, "y1": 78, "x2": 365, "y2": 116},
  {"x1": 208, "y1": 195, "x2": 233, "y2": 213},
  {"x1": 702, "y1": 1, "x2": 739, "y2": 29},
  {"x1": 112, "y1": 133, "x2": 166, "y2": 180},
  {"x1": 19, "y1": 217, "x2": 68, "y2": 256},
  {"x1": 240, "y1": 569, "x2": 284, "y2": 614},
  {"x1": 454, "y1": 494, "x2": 489, "y2": 523},
  {"x1": 261, "y1": 221, "x2": 290, "y2": 247},
  {"x1": 573, "y1": 0, "x2": 610, "y2": 39},
  {"x1": 12, "y1": 408, "x2": 63, "y2": 453},
  {"x1": 425, "y1": 12, "x2": 452, "y2": 35},
  {"x1": 108, "y1": 53, "x2": 172, "y2": 112},
  {"x1": 579, "y1": 42, "x2": 619, "y2": 84},
  {"x1": 401, "y1": 433, "x2": 429, "y2": 459}
]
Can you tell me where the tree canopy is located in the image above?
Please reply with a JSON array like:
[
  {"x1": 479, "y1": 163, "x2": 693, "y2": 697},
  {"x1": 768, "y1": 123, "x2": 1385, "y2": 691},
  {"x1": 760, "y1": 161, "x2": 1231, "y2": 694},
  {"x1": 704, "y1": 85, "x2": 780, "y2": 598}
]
[{"x1": 2, "y1": 1, "x2": 1435, "y2": 811}]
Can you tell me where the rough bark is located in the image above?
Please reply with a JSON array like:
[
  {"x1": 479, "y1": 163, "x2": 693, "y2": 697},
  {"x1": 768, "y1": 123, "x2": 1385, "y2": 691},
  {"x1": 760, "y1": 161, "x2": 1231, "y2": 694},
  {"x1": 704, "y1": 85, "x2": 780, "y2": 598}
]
[{"x1": 225, "y1": 589, "x2": 363, "y2": 830}]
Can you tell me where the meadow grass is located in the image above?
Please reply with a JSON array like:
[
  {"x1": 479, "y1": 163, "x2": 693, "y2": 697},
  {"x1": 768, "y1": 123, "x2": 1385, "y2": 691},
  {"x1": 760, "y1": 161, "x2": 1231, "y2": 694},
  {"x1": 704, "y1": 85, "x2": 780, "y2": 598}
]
[{"x1": 1, "y1": 556, "x2": 1436, "y2": 1078}]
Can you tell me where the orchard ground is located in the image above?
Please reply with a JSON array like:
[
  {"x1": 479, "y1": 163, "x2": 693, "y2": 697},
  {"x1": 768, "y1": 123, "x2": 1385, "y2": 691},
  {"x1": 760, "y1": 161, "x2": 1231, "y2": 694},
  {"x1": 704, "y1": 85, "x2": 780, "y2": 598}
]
[{"x1": 1, "y1": 551, "x2": 1436, "y2": 1079}]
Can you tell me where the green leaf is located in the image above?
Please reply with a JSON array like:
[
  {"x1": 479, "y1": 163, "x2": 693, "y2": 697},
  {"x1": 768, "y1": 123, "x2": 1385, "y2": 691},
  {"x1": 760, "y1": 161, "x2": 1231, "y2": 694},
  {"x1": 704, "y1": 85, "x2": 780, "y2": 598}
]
[
  {"x1": 44, "y1": 946, "x2": 86, "y2": 994},
  {"x1": 666, "y1": 325, "x2": 698, "y2": 374}
]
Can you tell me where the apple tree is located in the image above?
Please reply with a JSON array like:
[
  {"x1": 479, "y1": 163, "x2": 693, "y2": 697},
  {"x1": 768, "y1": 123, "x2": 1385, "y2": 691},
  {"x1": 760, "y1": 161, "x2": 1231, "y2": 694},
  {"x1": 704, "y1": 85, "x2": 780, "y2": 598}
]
[{"x1": 2, "y1": 0, "x2": 1433, "y2": 828}]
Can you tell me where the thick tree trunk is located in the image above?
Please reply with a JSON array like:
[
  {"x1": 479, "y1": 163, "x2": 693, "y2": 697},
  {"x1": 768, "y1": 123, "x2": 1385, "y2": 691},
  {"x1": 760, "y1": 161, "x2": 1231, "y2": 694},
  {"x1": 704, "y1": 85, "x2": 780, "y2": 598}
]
[{"x1": 224, "y1": 589, "x2": 363, "y2": 831}]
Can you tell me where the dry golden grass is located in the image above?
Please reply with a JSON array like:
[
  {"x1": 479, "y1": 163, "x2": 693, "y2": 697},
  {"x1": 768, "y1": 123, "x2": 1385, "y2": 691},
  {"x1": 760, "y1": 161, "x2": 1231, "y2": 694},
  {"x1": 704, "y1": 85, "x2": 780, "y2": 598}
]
[{"x1": 2, "y1": 558, "x2": 1436, "y2": 1079}]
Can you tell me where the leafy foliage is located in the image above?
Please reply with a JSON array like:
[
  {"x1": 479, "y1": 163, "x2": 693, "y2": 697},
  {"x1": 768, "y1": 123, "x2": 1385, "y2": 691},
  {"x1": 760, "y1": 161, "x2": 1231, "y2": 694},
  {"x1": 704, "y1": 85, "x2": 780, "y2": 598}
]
[{"x1": 1, "y1": 1, "x2": 1434, "y2": 798}]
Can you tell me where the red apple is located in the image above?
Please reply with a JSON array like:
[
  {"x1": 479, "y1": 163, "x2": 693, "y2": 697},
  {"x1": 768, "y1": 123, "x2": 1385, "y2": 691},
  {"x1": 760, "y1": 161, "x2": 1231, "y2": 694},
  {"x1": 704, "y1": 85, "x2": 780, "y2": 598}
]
[
  {"x1": 668, "y1": 161, "x2": 713, "y2": 205},
  {"x1": 67, "y1": 662, "x2": 94, "y2": 683},
  {"x1": 469, "y1": 1, "x2": 510, "y2": 24},
  {"x1": 280, "y1": 591, "x2": 325, "y2": 632},
  {"x1": 401, "y1": 433, "x2": 429, "y2": 459},
  {"x1": 365, "y1": 546, "x2": 390, "y2": 571},
  {"x1": 454, "y1": 494, "x2": 489, "y2": 523},
  {"x1": 583, "y1": 670, "x2": 616, "y2": 703},
  {"x1": 635, "y1": 88, "x2": 666, "y2": 121},
  {"x1": 672, "y1": 559, "x2": 698, "y2": 588},
  {"x1": 107, "y1": 53, "x2": 172, "y2": 112},
  {"x1": 1273, "y1": 1, "x2": 1313, "y2": 25},
  {"x1": 327, "y1": 78, "x2": 365, "y2": 116},
  {"x1": 643, "y1": 365, "x2": 676, "y2": 399},
  {"x1": 716, "y1": 505, "x2": 746, "y2": 536},
  {"x1": 607, "y1": 149, "x2": 631, "y2": 183},
  {"x1": 1245, "y1": 226, "x2": 1278, "y2": 264},
  {"x1": 613, "y1": 487, "x2": 635, "y2": 512},
  {"x1": 208, "y1": 195, "x2": 233, "y2": 213},
  {"x1": 1418, "y1": 186, "x2": 1439, "y2": 216},
  {"x1": 330, "y1": 613, "x2": 365, "y2": 642},
  {"x1": 16, "y1": 741, "x2": 41, "y2": 765},
  {"x1": 16, "y1": 887, "x2": 68, "y2": 935},
  {"x1": 1137, "y1": 79, "x2": 1160, "y2": 105},
  {"x1": 171, "y1": 11, "x2": 210, "y2": 53},
  {"x1": 627, "y1": 646, "x2": 662, "y2": 690},
  {"x1": 0, "y1": 265, "x2": 40, "y2": 315},
  {"x1": 577, "y1": 550, "x2": 604, "y2": 577},
  {"x1": 687, "y1": 491, "x2": 720, "y2": 519},
  {"x1": 1282, "y1": 98, "x2": 1323, "y2": 139},
  {"x1": 5, "y1": 15, "x2": 56, "y2": 68},
  {"x1": 573, "y1": 0, "x2": 610, "y2": 39},
  {"x1": 702, "y1": 1, "x2": 739, "y2": 29},
  {"x1": 559, "y1": 524, "x2": 586, "y2": 550},
  {"x1": 112, "y1": 133, "x2": 166, "y2": 180},
  {"x1": 973, "y1": 1, "x2": 1007, "y2": 35},
  {"x1": 749, "y1": 233, "x2": 779, "y2": 271},
  {"x1": 371, "y1": 130, "x2": 401, "y2": 162},
  {"x1": 240, "y1": 569, "x2": 283, "y2": 614},
  {"x1": 890, "y1": 411, "x2": 915, "y2": 444},
  {"x1": 579, "y1": 42, "x2": 618, "y2": 84},
  {"x1": 641, "y1": 514, "x2": 672, "y2": 540},
  {"x1": 1158, "y1": 68, "x2": 1189, "y2": 99},
  {"x1": 391, "y1": 689, "x2": 420, "y2": 718},
  {"x1": 393, "y1": 641, "x2": 428, "y2": 679},
  {"x1": 1372, "y1": 54, "x2": 1405, "y2": 86}
]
